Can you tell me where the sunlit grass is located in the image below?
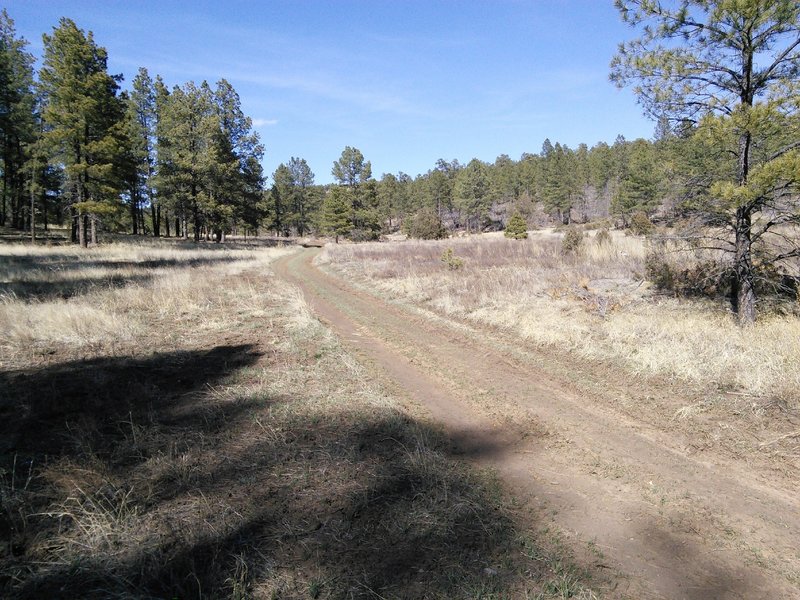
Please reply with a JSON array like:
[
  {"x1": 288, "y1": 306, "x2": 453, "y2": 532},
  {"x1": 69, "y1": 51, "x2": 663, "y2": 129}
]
[{"x1": 322, "y1": 230, "x2": 800, "y2": 403}]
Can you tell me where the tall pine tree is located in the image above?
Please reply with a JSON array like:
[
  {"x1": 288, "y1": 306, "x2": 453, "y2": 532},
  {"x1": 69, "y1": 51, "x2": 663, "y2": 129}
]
[{"x1": 39, "y1": 18, "x2": 126, "y2": 246}]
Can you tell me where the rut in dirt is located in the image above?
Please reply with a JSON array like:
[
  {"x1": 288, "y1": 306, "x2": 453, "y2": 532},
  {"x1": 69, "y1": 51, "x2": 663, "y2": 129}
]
[{"x1": 275, "y1": 247, "x2": 800, "y2": 600}]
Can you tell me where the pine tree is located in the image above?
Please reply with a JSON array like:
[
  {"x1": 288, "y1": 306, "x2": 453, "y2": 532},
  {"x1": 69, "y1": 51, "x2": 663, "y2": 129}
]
[
  {"x1": 0, "y1": 10, "x2": 37, "y2": 230},
  {"x1": 332, "y1": 146, "x2": 379, "y2": 238},
  {"x1": 39, "y1": 18, "x2": 126, "y2": 246},
  {"x1": 321, "y1": 186, "x2": 351, "y2": 243},
  {"x1": 504, "y1": 212, "x2": 528, "y2": 239},
  {"x1": 210, "y1": 79, "x2": 264, "y2": 240},
  {"x1": 126, "y1": 67, "x2": 157, "y2": 235},
  {"x1": 155, "y1": 81, "x2": 216, "y2": 241},
  {"x1": 288, "y1": 157, "x2": 315, "y2": 236},
  {"x1": 612, "y1": 0, "x2": 800, "y2": 324},
  {"x1": 454, "y1": 159, "x2": 492, "y2": 233}
]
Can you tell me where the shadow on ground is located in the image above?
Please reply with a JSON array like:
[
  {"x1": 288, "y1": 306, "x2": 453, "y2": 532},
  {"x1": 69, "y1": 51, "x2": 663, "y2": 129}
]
[
  {"x1": 0, "y1": 344, "x2": 561, "y2": 599},
  {"x1": 0, "y1": 254, "x2": 246, "y2": 301}
]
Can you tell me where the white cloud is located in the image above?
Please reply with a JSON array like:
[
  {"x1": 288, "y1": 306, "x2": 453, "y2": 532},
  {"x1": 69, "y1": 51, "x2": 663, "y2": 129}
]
[{"x1": 252, "y1": 118, "x2": 278, "y2": 127}]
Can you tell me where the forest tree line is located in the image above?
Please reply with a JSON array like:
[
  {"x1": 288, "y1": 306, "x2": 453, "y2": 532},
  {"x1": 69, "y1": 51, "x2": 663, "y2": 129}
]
[
  {"x1": 0, "y1": 12, "x2": 264, "y2": 245},
  {"x1": 2, "y1": 4, "x2": 800, "y2": 325},
  {"x1": 0, "y1": 9, "x2": 764, "y2": 246}
]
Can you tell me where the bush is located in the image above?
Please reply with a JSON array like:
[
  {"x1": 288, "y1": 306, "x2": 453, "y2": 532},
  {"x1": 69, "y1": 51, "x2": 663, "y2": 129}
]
[
  {"x1": 441, "y1": 248, "x2": 464, "y2": 270},
  {"x1": 630, "y1": 211, "x2": 654, "y2": 236},
  {"x1": 645, "y1": 249, "x2": 732, "y2": 298},
  {"x1": 405, "y1": 208, "x2": 447, "y2": 240},
  {"x1": 595, "y1": 228, "x2": 612, "y2": 246},
  {"x1": 350, "y1": 228, "x2": 380, "y2": 242},
  {"x1": 504, "y1": 213, "x2": 528, "y2": 240},
  {"x1": 561, "y1": 226, "x2": 584, "y2": 254}
]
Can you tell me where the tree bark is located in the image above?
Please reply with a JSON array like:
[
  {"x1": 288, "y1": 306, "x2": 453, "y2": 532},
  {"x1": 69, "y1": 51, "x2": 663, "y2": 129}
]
[
  {"x1": 131, "y1": 189, "x2": 139, "y2": 235},
  {"x1": 30, "y1": 179, "x2": 35, "y2": 243},
  {"x1": 733, "y1": 129, "x2": 755, "y2": 325},
  {"x1": 152, "y1": 200, "x2": 160, "y2": 237},
  {"x1": 734, "y1": 207, "x2": 755, "y2": 325},
  {"x1": 78, "y1": 212, "x2": 86, "y2": 247}
]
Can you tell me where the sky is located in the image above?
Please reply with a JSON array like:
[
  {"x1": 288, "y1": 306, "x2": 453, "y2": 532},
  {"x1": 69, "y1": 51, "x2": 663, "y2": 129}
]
[{"x1": 6, "y1": 0, "x2": 655, "y2": 184}]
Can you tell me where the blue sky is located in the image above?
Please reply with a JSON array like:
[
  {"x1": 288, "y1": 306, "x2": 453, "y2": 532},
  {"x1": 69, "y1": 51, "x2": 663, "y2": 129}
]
[{"x1": 6, "y1": 0, "x2": 654, "y2": 184}]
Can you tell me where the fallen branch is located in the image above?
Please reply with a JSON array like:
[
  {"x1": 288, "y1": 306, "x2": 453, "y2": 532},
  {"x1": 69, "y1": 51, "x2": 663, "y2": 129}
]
[{"x1": 759, "y1": 431, "x2": 800, "y2": 448}]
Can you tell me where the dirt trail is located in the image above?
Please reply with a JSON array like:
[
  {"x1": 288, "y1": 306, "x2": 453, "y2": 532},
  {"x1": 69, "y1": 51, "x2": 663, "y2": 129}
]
[{"x1": 275, "y1": 248, "x2": 800, "y2": 599}]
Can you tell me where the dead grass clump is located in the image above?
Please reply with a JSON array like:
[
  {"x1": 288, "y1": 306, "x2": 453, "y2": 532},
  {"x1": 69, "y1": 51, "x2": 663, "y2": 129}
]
[{"x1": 561, "y1": 226, "x2": 584, "y2": 254}]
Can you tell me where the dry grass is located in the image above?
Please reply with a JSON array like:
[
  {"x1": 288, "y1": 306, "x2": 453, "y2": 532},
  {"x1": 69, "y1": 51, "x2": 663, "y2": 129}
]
[
  {"x1": 321, "y1": 230, "x2": 800, "y2": 404},
  {"x1": 0, "y1": 239, "x2": 601, "y2": 599},
  {"x1": 0, "y1": 240, "x2": 292, "y2": 366}
]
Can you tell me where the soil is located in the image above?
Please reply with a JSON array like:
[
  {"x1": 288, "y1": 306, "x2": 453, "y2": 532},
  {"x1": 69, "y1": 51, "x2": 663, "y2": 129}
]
[{"x1": 275, "y1": 248, "x2": 800, "y2": 600}]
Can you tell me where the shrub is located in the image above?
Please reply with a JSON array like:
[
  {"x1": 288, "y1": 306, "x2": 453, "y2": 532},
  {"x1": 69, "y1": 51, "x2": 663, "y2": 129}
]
[
  {"x1": 561, "y1": 226, "x2": 584, "y2": 254},
  {"x1": 441, "y1": 248, "x2": 464, "y2": 270},
  {"x1": 645, "y1": 249, "x2": 732, "y2": 298},
  {"x1": 595, "y1": 228, "x2": 612, "y2": 246},
  {"x1": 350, "y1": 228, "x2": 380, "y2": 242},
  {"x1": 582, "y1": 218, "x2": 612, "y2": 231},
  {"x1": 405, "y1": 208, "x2": 447, "y2": 240},
  {"x1": 630, "y1": 211, "x2": 654, "y2": 236},
  {"x1": 504, "y1": 213, "x2": 528, "y2": 240},
  {"x1": 644, "y1": 250, "x2": 676, "y2": 291}
]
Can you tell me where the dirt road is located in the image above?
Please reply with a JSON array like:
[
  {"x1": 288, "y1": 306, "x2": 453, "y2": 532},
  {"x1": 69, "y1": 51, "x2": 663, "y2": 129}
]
[{"x1": 275, "y1": 248, "x2": 800, "y2": 599}]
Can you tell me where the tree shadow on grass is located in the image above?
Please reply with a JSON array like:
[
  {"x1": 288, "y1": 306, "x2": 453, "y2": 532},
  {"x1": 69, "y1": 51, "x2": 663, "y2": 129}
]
[
  {"x1": 0, "y1": 344, "x2": 568, "y2": 599},
  {"x1": 0, "y1": 254, "x2": 244, "y2": 301},
  {"x1": 0, "y1": 344, "x2": 264, "y2": 460}
]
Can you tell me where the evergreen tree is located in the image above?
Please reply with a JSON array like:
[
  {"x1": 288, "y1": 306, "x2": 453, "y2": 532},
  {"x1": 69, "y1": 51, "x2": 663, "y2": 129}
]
[
  {"x1": 321, "y1": 186, "x2": 351, "y2": 243},
  {"x1": 39, "y1": 18, "x2": 127, "y2": 246},
  {"x1": 210, "y1": 79, "x2": 264, "y2": 239},
  {"x1": 155, "y1": 81, "x2": 216, "y2": 241},
  {"x1": 269, "y1": 162, "x2": 292, "y2": 236},
  {"x1": 126, "y1": 67, "x2": 157, "y2": 235},
  {"x1": 404, "y1": 207, "x2": 446, "y2": 239},
  {"x1": 504, "y1": 212, "x2": 528, "y2": 239},
  {"x1": 611, "y1": 138, "x2": 661, "y2": 225},
  {"x1": 287, "y1": 157, "x2": 315, "y2": 236},
  {"x1": 331, "y1": 146, "x2": 378, "y2": 238},
  {"x1": 0, "y1": 10, "x2": 37, "y2": 230},
  {"x1": 612, "y1": 0, "x2": 800, "y2": 324},
  {"x1": 541, "y1": 141, "x2": 578, "y2": 224},
  {"x1": 454, "y1": 158, "x2": 492, "y2": 232}
]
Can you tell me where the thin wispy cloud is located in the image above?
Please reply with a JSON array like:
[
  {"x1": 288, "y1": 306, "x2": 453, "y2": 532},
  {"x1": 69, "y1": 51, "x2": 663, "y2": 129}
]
[{"x1": 252, "y1": 118, "x2": 278, "y2": 127}]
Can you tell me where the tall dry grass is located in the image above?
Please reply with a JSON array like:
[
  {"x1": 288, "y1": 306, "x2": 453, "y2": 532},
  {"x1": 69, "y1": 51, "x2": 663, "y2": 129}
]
[
  {"x1": 0, "y1": 241, "x2": 292, "y2": 366},
  {"x1": 322, "y1": 230, "x2": 800, "y2": 403}
]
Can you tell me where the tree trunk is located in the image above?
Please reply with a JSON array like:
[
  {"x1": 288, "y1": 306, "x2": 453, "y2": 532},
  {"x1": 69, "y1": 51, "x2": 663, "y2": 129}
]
[
  {"x1": 733, "y1": 207, "x2": 756, "y2": 325},
  {"x1": 152, "y1": 201, "x2": 160, "y2": 237},
  {"x1": 30, "y1": 181, "x2": 35, "y2": 243},
  {"x1": 78, "y1": 212, "x2": 87, "y2": 247},
  {"x1": 733, "y1": 129, "x2": 755, "y2": 324},
  {"x1": 90, "y1": 214, "x2": 97, "y2": 245},
  {"x1": 131, "y1": 190, "x2": 139, "y2": 235},
  {"x1": 192, "y1": 201, "x2": 200, "y2": 242},
  {"x1": 1, "y1": 164, "x2": 7, "y2": 227}
]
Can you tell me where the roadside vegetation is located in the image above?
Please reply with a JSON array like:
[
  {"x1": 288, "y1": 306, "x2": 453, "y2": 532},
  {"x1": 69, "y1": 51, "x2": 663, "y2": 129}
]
[
  {"x1": 0, "y1": 240, "x2": 604, "y2": 599},
  {"x1": 321, "y1": 230, "x2": 800, "y2": 407}
]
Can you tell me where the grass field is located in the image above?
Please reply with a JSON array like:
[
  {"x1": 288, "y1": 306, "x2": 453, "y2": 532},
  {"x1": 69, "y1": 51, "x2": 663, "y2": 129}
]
[
  {"x1": 0, "y1": 239, "x2": 602, "y2": 599},
  {"x1": 321, "y1": 230, "x2": 800, "y2": 406}
]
